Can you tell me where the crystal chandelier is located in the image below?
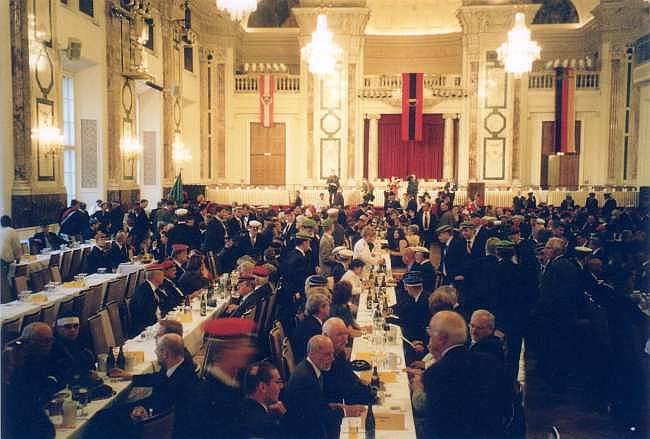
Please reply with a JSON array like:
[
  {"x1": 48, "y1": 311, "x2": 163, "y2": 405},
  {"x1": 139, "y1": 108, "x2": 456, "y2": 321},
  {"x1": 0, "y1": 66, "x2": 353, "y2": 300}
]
[
  {"x1": 497, "y1": 13, "x2": 541, "y2": 76},
  {"x1": 216, "y1": 0, "x2": 258, "y2": 21},
  {"x1": 172, "y1": 131, "x2": 192, "y2": 164},
  {"x1": 120, "y1": 135, "x2": 143, "y2": 160},
  {"x1": 301, "y1": 14, "x2": 342, "y2": 76},
  {"x1": 31, "y1": 125, "x2": 63, "y2": 156}
]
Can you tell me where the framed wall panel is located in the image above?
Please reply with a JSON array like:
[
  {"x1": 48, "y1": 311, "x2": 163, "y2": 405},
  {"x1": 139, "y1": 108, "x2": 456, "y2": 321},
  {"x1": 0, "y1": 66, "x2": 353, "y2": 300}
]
[
  {"x1": 483, "y1": 137, "x2": 505, "y2": 180},
  {"x1": 36, "y1": 98, "x2": 55, "y2": 181},
  {"x1": 80, "y1": 119, "x2": 98, "y2": 188},
  {"x1": 320, "y1": 138, "x2": 341, "y2": 179}
]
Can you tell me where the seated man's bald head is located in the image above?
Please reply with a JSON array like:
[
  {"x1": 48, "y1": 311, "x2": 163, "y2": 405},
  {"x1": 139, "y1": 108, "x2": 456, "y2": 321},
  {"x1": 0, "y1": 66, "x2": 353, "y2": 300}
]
[{"x1": 427, "y1": 311, "x2": 468, "y2": 359}]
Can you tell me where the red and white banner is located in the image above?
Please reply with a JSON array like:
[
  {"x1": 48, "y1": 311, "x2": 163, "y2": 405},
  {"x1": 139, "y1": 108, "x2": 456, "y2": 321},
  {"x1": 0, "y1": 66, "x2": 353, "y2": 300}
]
[
  {"x1": 259, "y1": 74, "x2": 274, "y2": 128},
  {"x1": 554, "y1": 67, "x2": 576, "y2": 154}
]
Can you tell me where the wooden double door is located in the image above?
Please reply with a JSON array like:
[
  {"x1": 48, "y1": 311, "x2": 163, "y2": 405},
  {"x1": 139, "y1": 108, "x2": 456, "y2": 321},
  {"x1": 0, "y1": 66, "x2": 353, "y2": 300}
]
[{"x1": 250, "y1": 122, "x2": 286, "y2": 186}]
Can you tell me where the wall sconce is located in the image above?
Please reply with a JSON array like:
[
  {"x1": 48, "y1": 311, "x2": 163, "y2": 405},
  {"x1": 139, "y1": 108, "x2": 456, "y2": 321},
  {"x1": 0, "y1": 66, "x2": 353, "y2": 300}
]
[{"x1": 32, "y1": 125, "x2": 63, "y2": 156}]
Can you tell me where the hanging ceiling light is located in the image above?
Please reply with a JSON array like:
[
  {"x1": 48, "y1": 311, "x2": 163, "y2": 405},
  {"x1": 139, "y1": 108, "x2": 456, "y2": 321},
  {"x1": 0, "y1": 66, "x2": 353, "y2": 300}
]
[
  {"x1": 301, "y1": 14, "x2": 342, "y2": 76},
  {"x1": 172, "y1": 131, "x2": 192, "y2": 164},
  {"x1": 497, "y1": 12, "x2": 541, "y2": 76},
  {"x1": 216, "y1": 0, "x2": 259, "y2": 22}
]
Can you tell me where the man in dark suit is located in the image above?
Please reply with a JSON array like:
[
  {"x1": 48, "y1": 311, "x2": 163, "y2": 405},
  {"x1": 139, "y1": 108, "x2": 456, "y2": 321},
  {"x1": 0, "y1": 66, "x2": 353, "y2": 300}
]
[
  {"x1": 470, "y1": 217, "x2": 496, "y2": 260},
  {"x1": 512, "y1": 193, "x2": 526, "y2": 212},
  {"x1": 285, "y1": 335, "x2": 362, "y2": 439},
  {"x1": 166, "y1": 209, "x2": 196, "y2": 249},
  {"x1": 171, "y1": 244, "x2": 189, "y2": 279},
  {"x1": 130, "y1": 267, "x2": 165, "y2": 335},
  {"x1": 86, "y1": 232, "x2": 114, "y2": 274},
  {"x1": 322, "y1": 318, "x2": 374, "y2": 405},
  {"x1": 421, "y1": 311, "x2": 509, "y2": 438},
  {"x1": 280, "y1": 211, "x2": 297, "y2": 245},
  {"x1": 241, "y1": 361, "x2": 287, "y2": 439},
  {"x1": 292, "y1": 293, "x2": 330, "y2": 362},
  {"x1": 195, "y1": 318, "x2": 257, "y2": 439},
  {"x1": 237, "y1": 220, "x2": 268, "y2": 261},
  {"x1": 278, "y1": 234, "x2": 313, "y2": 334},
  {"x1": 108, "y1": 231, "x2": 130, "y2": 269},
  {"x1": 202, "y1": 208, "x2": 227, "y2": 254},
  {"x1": 602, "y1": 193, "x2": 617, "y2": 219},
  {"x1": 394, "y1": 272, "x2": 430, "y2": 361},
  {"x1": 29, "y1": 223, "x2": 67, "y2": 253},
  {"x1": 463, "y1": 237, "x2": 501, "y2": 317},
  {"x1": 412, "y1": 246, "x2": 436, "y2": 293},
  {"x1": 436, "y1": 225, "x2": 468, "y2": 285},
  {"x1": 585, "y1": 192, "x2": 598, "y2": 214},
  {"x1": 416, "y1": 202, "x2": 436, "y2": 248},
  {"x1": 49, "y1": 314, "x2": 97, "y2": 386},
  {"x1": 158, "y1": 260, "x2": 185, "y2": 313},
  {"x1": 469, "y1": 310, "x2": 505, "y2": 365},
  {"x1": 525, "y1": 192, "x2": 537, "y2": 210},
  {"x1": 59, "y1": 200, "x2": 85, "y2": 238}
]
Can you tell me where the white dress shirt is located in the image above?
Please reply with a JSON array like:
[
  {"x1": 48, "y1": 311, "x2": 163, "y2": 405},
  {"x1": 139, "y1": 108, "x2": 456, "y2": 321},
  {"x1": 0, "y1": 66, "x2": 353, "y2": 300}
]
[
  {"x1": 353, "y1": 238, "x2": 381, "y2": 266},
  {"x1": 340, "y1": 269, "x2": 362, "y2": 294}
]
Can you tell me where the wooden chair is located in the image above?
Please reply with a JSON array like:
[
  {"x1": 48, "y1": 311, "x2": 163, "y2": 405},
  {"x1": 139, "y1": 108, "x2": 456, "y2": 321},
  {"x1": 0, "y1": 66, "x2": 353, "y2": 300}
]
[
  {"x1": 135, "y1": 409, "x2": 175, "y2": 439},
  {"x1": 48, "y1": 252, "x2": 61, "y2": 268},
  {"x1": 73, "y1": 290, "x2": 87, "y2": 318},
  {"x1": 104, "y1": 277, "x2": 127, "y2": 304},
  {"x1": 281, "y1": 336, "x2": 297, "y2": 378},
  {"x1": 136, "y1": 269, "x2": 146, "y2": 286},
  {"x1": 88, "y1": 310, "x2": 116, "y2": 355},
  {"x1": 29, "y1": 269, "x2": 46, "y2": 292},
  {"x1": 200, "y1": 337, "x2": 220, "y2": 379},
  {"x1": 13, "y1": 276, "x2": 29, "y2": 294},
  {"x1": 69, "y1": 248, "x2": 83, "y2": 277},
  {"x1": 261, "y1": 292, "x2": 278, "y2": 337},
  {"x1": 40, "y1": 303, "x2": 59, "y2": 328},
  {"x1": 105, "y1": 300, "x2": 125, "y2": 346},
  {"x1": 60, "y1": 250, "x2": 73, "y2": 281},
  {"x1": 268, "y1": 322, "x2": 285, "y2": 379},
  {"x1": 50, "y1": 266, "x2": 62, "y2": 284},
  {"x1": 1, "y1": 317, "x2": 22, "y2": 346},
  {"x1": 57, "y1": 296, "x2": 76, "y2": 317},
  {"x1": 20, "y1": 308, "x2": 43, "y2": 332},
  {"x1": 125, "y1": 271, "x2": 138, "y2": 299},
  {"x1": 80, "y1": 284, "x2": 104, "y2": 325},
  {"x1": 79, "y1": 246, "x2": 91, "y2": 273}
]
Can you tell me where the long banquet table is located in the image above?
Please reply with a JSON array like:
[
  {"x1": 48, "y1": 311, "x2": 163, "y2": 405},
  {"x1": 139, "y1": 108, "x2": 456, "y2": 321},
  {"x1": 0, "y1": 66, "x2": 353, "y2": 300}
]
[
  {"x1": 8, "y1": 243, "x2": 95, "y2": 279},
  {"x1": 54, "y1": 296, "x2": 228, "y2": 439},
  {"x1": 0, "y1": 273, "x2": 121, "y2": 327},
  {"x1": 340, "y1": 252, "x2": 417, "y2": 438}
]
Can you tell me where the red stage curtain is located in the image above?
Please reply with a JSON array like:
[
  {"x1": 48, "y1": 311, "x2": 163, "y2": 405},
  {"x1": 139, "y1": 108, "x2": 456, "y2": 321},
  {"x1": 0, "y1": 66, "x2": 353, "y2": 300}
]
[{"x1": 378, "y1": 114, "x2": 443, "y2": 179}]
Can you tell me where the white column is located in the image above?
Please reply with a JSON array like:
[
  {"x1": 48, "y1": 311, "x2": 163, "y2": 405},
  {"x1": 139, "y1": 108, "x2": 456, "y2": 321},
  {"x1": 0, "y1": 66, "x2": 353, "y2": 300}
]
[
  {"x1": 443, "y1": 114, "x2": 455, "y2": 180},
  {"x1": 367, "y1": 114, "x2": 380, "y2": 181},
  {"x1": 0, "y1": 0, "x2": 13, "y2": 215}
]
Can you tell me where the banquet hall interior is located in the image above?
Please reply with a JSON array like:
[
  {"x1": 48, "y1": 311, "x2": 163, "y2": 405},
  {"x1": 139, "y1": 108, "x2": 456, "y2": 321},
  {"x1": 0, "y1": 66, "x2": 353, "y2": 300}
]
[{"x1": 1, "y1": 0, "x2": 649, "y2": 438}]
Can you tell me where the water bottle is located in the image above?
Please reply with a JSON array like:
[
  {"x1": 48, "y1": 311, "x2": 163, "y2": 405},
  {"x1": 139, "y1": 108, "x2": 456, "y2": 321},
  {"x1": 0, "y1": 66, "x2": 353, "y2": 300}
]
[
  {"x1": 365, "y1": 403, "x2": 376, "y2": 439},
  {"x1": 116, "y1": 346, "x2": 126, "y2": 370},
  {"x1": 107, "y1": 347, "x2": 116, "y2": 371}
]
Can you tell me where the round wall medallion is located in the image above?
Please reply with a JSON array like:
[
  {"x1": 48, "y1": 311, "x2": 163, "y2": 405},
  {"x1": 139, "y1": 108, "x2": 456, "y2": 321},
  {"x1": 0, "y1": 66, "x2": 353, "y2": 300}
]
[{"x1": 484, "y1": 111, "x2": 506, "y2": 135}]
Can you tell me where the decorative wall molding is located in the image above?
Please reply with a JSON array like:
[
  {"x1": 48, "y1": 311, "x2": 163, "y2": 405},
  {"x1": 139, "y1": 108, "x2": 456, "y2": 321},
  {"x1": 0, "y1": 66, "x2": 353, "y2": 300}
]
[{"x1": 81, "y1": 119, "x2": 99, "y2": 188}]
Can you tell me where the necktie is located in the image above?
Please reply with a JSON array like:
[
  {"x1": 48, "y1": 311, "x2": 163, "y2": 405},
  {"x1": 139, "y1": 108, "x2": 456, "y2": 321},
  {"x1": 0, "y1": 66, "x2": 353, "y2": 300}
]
[
  {"x1": 318, "y1": 373, "x2": 324, "y2": 391},
  {"x1": 424, "y1": 213, "x2": 429, "y2": 230}
]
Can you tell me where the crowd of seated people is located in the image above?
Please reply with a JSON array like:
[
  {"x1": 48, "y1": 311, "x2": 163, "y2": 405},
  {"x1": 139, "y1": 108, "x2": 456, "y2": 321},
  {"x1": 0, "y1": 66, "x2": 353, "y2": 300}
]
[{"x1": 3, "y1": 178, "x2": 648, "y2": 438}]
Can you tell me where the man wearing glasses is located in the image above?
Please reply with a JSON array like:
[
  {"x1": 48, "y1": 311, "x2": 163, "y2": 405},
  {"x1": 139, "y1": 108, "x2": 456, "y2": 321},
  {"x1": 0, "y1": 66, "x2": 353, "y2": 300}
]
[{"x1": 49, "y1": 313, "x2": 98, "y2": 386}]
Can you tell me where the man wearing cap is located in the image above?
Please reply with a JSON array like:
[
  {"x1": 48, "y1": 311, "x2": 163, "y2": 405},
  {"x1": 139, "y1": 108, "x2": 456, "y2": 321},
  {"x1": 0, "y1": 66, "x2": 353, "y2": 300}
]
[
  {"x1": 436, "y1": 224, "x2": 468, "y2": 285},
  {"x1": 202, "y1": 206, "x2": 228, "y2": 254},
  {"x1": 280, "y1": 210, "x2": 297, "y2": 244},
  {"x1": 395, "y1": 272, "x2": 430, "y2": 361},
  {"x1": 130, "y1": 267, "x2": 166, "y2": 335},
  {"x1": 319, "y1": 219, "x2": 336, "y2": 276},
  {"x1": 49, "y1": 313, "x2": 97, "y2": 386},
  {"x1": 86, "y1": 231, "x2": 114, "y2": 274},
  {"x1": 158, "y1": 259, "x2": 185, "y2": 312},
  {"x1": 223, "y1": 274, "x2": 262, "y2": 318},
  {"x1": 166, "y1": 208, "x2": 194, "y2": 249},
  {"x1": 471, "y1": 217, "x2": 497, "y2": 259},
  {"x1": 331, "y1": 247, "x2": 352, "y2": 283},
  {"x1": 525, "y1": 191, "x2": 537, "y2": 210},
  {"x1": 278, "y1": 233, "x2": 314, "y2": 334},
  {"x1": 327, "y1": 208, "x2": 346, "y2": 246},
  {"x1": 195, "y1": 318, "x2": 257, "y2": 438},
  {"x1": 412, "y1": 246, "x2": 436, "y2": 293},
  {"x1": 460, "y1": 221, "x2": 476, "y2": 257},
  {"x1": 238, "y1": 220, "x2": 268, "y2": 260}
]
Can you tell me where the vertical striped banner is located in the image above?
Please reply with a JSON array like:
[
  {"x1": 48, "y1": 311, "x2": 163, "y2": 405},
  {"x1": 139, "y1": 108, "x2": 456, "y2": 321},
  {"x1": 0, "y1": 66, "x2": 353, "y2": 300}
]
[
  {"x1": 401, "y1": 73, "x2": 424, "y2": 141},
  {"x1": 554, "y1": 67, "x2": 576, "y2": 154},
  {"x1": 259, "y1": 73, "x2": 274, "y2": 128}
]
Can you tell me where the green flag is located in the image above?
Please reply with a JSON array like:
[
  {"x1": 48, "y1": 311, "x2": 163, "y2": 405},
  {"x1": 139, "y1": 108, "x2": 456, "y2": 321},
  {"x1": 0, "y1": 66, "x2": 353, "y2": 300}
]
[{"x1": 170, "y1": 172, "x2": 184, "y2": 204}]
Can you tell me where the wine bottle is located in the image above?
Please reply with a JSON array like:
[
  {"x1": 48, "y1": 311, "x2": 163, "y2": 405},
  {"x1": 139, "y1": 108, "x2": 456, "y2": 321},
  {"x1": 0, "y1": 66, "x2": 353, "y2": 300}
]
[
  {"x1": 184, "y1": 296, "x2": 191, "y2": 313},
  {"x1": 370, "y1": 365, "x2": 381, "y2": 390},
  {"x1": 365, "y1": 403, "x2": 376, "y2": 439},
  {"x1": 116, "y1": 346, "x2": 126, "y2": 370},
  {"x1": 366, "y1": 291, "x2": 373, "y2": 310},
  {"x1": 107, "y1": 347, "x2": 116, "y2": 370},
  {"x1": 200, "y1": 292, "x2": 207, "y2": 316}
]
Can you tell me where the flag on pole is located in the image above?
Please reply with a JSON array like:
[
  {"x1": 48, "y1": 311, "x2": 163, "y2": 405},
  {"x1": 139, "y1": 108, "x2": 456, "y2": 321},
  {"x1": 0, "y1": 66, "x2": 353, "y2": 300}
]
[
  {"x1": 554, "y1": 67, "x2": 576, "y2": 154},
  {"x1": 401, "y1": 73, "x2": 424, "y2": 142},
  {"x1": 170, "y1": 172, "x2": 184, "y2": 204},
  {"x1": 259, "y1": 73, "x2": 274, "y2": 128}
]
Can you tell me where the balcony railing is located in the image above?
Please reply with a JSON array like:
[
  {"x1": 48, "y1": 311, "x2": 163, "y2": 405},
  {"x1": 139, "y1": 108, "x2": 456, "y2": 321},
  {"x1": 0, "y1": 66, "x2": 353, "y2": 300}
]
[
  {"x1": 528, "y1": 70, "x2": 600, "y2": 90},
  {"x1": 360, "y1": 73, "x2": 465, "y2": 99},
  {"x1": 234, "y1": 74, "x2": 301, "y2": 93}
]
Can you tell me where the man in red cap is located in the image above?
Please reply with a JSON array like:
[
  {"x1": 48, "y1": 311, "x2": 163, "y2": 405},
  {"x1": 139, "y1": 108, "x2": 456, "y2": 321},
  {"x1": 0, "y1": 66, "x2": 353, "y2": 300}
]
[
  {"x1": 194, "y1": 318, "x2": 257, "y2": 438},
  {"x1": 158, "y1": 259, "x2": 185, "y2": 312}
]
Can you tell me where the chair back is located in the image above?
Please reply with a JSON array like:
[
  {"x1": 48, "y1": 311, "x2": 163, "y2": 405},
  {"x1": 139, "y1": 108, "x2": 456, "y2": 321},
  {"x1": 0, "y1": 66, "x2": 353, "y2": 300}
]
[
  {"x1": 136, "y1": 409, "x2": 175, "y2": 439},
  {"x1": 88, "y1": 310, "x2": 116, "y2": 355},
  {"x1": 69, "y1": 248, "x2": 83, "y2": 277},
  {"x1": 48, "y1": 252, "x2": 61, "y2": 268},
  {"x1": 60, "y1": 250, "x2": 73, "y2": 281},
  {"x1": 57, "y1": 296, "x2": 76, "y2": 317},
  {"x1": 40, "y1": 303, "x2": 58, "y2": 328},
  {"x1": 268, "y1": 322, "x2": 284, "y2": 378},
  {"x1": 136, "y1": 269, "x2": 145, "y2": 286},
  {"x1": 105, "y1": 300, "x2": 125, "y2": 345},
  {"x1": 50, "y1": 266, "x2": 62, "y2": 284},
  {"x1": 80, "y1": 284, "x2": 105, "y2": 324},
  {"x1": 73, "y1": 290, "x2": 87, "y2": 317},
  {"x1": 261, "y1": 292, "x2": 278, "y2": 336},
  {"x1": 1, "y1": 317, "x2": 22, "y2": 345},
  {"x1": 29, "y1": 269, "x2": 47, "y2": 292},
  {"x1": 13, "y1": 276, "x2": 29, "y2": 294},
  {"x1": 105, "y1": 277, "x2": 127, "y2": 304},
  {"x1": 281, "y1": 336, "x2": 296, "y2": 378},
  {"x1": 20, "y1": 308, "x2": 43, "y2": 332},
  {"x1": 125, "y1": 271, "x2": 138, "y2": 299},
  {"x1": 79, "y1": 246, "x2": 91, "y2": 273},
  {"x1": 200, "y1": 337, "x2": 220, "y2": 379},
  {"x1": 206, "y1": 252, "x2": 218, "y2": 278}
]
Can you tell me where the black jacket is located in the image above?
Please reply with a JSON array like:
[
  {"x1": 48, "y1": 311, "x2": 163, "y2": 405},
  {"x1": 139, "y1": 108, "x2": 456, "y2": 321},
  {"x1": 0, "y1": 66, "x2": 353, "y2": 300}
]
[
  {"x1": 240, "y1": 398, "x2": 285, "y2": 439},
  {"x1": 291, "y1": 315, "x2": 322, "y2": 363},
  {"x1": 49, "y1": 335, "x2": 96, "y2": 385},
  {"x1": 412, "y1": 260, "x2": 436, "y2": 293},
  {"x1": 108, "y1": 242, "x2": 130, "y2": 268},
  {"x1": 194, "y1": 371, "x2": 244, "y2": 439},
  {"x1": 323, "y1": 351, "x2": 373, "y2": 405},
  {"x1": 280, "y1": 248, "x2": 310, "y2": 297},
  {"x1": 202, "y1": 217, "x2": 227, "y2": 253},
  {"x1": 284, "y1": 360, "x2": 343, "y2": 439},
  {"x1": 440, "y1": 234, "x2": 468, "y2": 282},
  {"x1": 237, "y1": 233, "x2": 269, "y2": 260},
  {"x1": 471, "y1": 225, "x2": 495, "y2": 260},
  {"x1": 394, "y1": 291, "x2": 430, "y2": 344},
  {"x1": 130, "y1": 281, "x2": 161, "y2": 335},
  {"x1": 469, "y1": 335, "x2": 506, "y2": 365},
  {"x1": 86, "y1": 246, "x2": 114, "y2": 274},
  {"x1": 29, "y1": 232, "x2": 67, "y2": 253},
  {"x1": 423, "y1": 345, "x2": 510, "y2": 438},
  {"x1": 177, "y1": 271, "x2": 208, "y2": 297}
]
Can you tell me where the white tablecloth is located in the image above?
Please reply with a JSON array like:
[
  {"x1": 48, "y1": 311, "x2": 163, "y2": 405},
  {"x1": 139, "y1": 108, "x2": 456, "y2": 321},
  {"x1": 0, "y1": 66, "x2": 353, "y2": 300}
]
[
  {"x1": 9, "y1": 243, "x2": 95, "y2": 278},
  {"x1": 0, "y1": 273, "x2": 120, "y2": 326},
  {"x1": 116, "y1": 262, "x2": 151, "y2": 276}
]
